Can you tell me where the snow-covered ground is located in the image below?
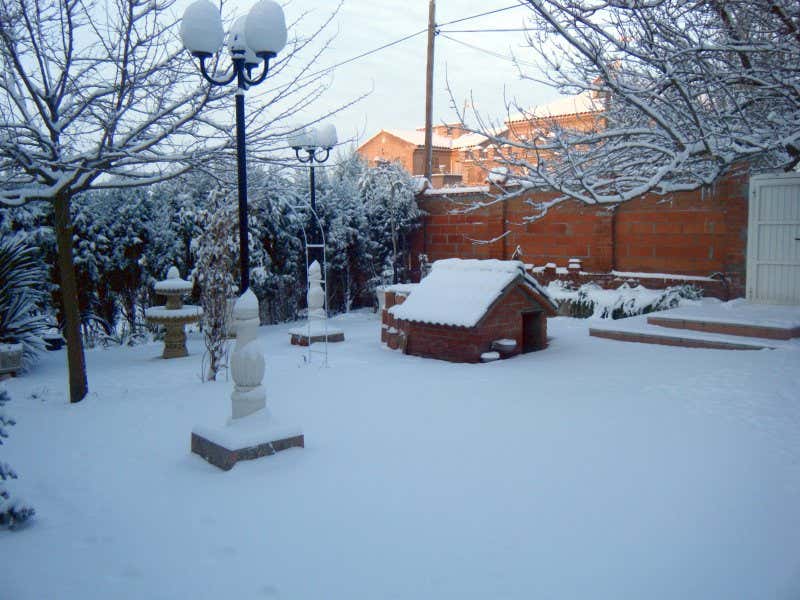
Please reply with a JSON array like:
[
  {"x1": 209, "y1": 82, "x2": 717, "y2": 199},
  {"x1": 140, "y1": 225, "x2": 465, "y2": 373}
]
[{"x1": 2, "y1": 311, "x2": 800, "y2": 600}]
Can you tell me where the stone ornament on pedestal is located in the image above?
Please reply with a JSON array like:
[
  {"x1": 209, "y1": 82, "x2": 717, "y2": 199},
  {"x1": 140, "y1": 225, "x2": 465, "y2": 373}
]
[
  {"x1": 230, "y1": 289, "x2": 266, "y2": 419},
  {"x1": 145, "y1": 266, "x2": 202, "y2": 359},
  {"x1": 191, "y1": 289, "x2": 304, "y2": 471},
  {"x1": 288, "y1": 260, "x2": 344, "y2": 346}
]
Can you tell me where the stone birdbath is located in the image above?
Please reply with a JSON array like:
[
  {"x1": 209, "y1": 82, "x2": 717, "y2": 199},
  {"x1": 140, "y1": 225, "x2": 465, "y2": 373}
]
[{"x1": 145, "y1": 266, "x2": 202, "y2": 359}]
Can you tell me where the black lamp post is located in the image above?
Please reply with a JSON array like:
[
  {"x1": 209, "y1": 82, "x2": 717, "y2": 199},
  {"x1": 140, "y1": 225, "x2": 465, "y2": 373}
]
[
  {"x1": 181, "y1": 0, "x2": 287, "y2": 293},
  {"x1": 290, "y1": 125, "x2": 338, "y2": 263}
]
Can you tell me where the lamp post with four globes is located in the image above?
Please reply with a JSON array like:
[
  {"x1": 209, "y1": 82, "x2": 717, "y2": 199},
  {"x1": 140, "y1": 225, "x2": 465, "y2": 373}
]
[{"x1": 180, "y1": 0, "x2": 287, "y2": 293}]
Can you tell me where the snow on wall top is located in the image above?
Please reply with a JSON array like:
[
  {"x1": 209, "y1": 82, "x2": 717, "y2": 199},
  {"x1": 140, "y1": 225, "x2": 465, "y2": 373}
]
[
  {"x1": 389, "y1": 259, "x2": 546, "y2": 327},
  {"x1": 424, "y1": 185, "x2": 490, "y2": 196}
]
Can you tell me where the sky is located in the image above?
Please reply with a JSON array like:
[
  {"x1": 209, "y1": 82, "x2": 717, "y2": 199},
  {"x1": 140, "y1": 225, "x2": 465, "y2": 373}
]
[
  {"x1": 310, "y1": 0, "x2": 554, "y2": 147},
  {"x1": 174, "y1": 0, "x2": 561, "y2": 153}
]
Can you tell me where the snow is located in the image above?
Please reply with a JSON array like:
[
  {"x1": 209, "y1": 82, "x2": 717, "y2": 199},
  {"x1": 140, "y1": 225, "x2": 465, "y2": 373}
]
[
  {"x1": 424, "y1": 185, "x2": 489, "y2": 196},
  {"x1": 389, "y1": 259, "x2": 528, "y2": 327},
  {"x1": 546, "y1": 280, "x2": 695, "y2": 319},
  {"x1": 193, "y1": 412, "x2": 301, "y2": 450},
  {"x1": 451, "y1": 132, "x2": 489, "y2": 149},
  {"x1": 384, "y1": 283, "x2": 419, "y2": 294},
  {"x1": 650, "y1": 299, "x2": 800, "y2": 329},
  {"x1": 382, "y1": 129, "x2": 454, "y2": 149},
  {"x1": 610, "y1": 270, "x2": 717, "y2": 282},
  {"x1": 287, "y1": 321, "x2": 344, "y2": 337},
  {"x1": 590, "y1": 313, "x2": 800, "y2": 350},
  {"x1": 508, "y1": 91, "x2": 599, "y2": 123},
  {"x1": 2, "y1": 310, "x2": 800, "y2": 599},
  {"x1": 488, "y1": 166, "x2": 509, "y2": 184},
  {"x1": 144, "y1": 305, "x2": 203, "y2": 320},
  {"x1": 153, "y1": 278, "x2": 194, "y2": 293}
]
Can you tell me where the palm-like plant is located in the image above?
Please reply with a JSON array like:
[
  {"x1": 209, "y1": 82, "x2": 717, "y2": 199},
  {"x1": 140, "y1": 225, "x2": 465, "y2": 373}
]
[{"x1": 0, "y1": 236, "x2": 49, "y2": 364}]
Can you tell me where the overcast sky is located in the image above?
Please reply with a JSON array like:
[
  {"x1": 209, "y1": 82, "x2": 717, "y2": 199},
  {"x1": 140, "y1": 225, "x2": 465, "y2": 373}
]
[{"x1": 172, "y1": 1, "x2": 561, "y2": 153}]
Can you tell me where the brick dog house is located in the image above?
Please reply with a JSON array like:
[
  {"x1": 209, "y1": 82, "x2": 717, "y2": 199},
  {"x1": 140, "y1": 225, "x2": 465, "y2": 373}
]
[{"x1": 381, "y1": 259, "x2": 557, "y2": 363}]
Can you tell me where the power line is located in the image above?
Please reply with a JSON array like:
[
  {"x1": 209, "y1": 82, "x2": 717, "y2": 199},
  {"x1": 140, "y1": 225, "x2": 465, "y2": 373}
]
[
  {"x1": 439, "y1": 34, "x2": 538, "y2": 68},
  {"x1": 302, "y1": 28, "x2": 428, "y2": 81},
  {"x1": 438, "y1": 4, "x2": 526, "y2": 27},
  {"x1": 300, "y1": 3, "x2": 527, "y2": 81},
  {"x1": 440, "y1": 28, "x2": 531, "y2": 33}
]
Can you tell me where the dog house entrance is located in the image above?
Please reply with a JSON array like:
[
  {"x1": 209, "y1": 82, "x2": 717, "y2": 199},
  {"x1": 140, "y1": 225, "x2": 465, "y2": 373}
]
[{"x1": 521, "y1": 310, "x2": 545, "y2": 353}]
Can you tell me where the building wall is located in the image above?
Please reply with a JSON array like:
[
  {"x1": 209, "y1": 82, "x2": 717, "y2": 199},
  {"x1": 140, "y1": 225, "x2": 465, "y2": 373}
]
[
  {"x1": 412, "y1": 147, "x2": 454, "y2": 177},
  {"x1": 358, "y1": 133, "x2": 416, "y2": 174},
  {"x1": 411, "y1": 170, "x2": 749, "y2": 297}
]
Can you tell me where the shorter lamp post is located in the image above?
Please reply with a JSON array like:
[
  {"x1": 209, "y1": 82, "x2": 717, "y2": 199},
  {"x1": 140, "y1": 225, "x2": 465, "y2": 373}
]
[
  {"x1": 289, "y1": 124, "x2": 338, "y2": 264},
  {"x1": 180, "y1": 0, "x2": 287, "y2": 293}
]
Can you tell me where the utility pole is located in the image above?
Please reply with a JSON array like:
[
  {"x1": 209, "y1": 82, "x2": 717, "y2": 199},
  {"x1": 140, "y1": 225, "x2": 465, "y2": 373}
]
[{"x1": 424, "y1": 0, "x2": 436, "y2": 182}]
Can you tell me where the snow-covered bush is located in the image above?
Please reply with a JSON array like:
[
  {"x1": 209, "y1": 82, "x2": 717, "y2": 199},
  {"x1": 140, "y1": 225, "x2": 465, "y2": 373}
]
[
  {"x1": 0, "y1": 236, "x2": 49, "y2": 365},
  {"x1": 0, "y1": 387, "x2": 35, "y2": 529},
  {"x1": 0, "y1": 154, "x2": 423, "y2": 332},
  {"x1": 548, "y1": 281, "x2": 702, "y2": 319},
  {"x1": 195, "y1": 195, "x2": 237, "y2": 381},
  {"x1": 359, "y1": 159, "x2": 421, "y2": 286}
]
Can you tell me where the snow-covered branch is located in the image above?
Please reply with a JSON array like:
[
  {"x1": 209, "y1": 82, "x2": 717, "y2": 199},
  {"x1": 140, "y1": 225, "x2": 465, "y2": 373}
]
[{"x1": 464, "y1": 0, "x2": 800, "y2": 207}]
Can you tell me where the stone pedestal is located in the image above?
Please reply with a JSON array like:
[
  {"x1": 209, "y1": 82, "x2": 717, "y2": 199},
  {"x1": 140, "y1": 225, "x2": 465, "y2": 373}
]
[
  {"x1": 192, "y1": 412, "x2": 303, "y2": 471},
  {"x1": 163, "y1": 322, "x2": 188, "y2": 359}
]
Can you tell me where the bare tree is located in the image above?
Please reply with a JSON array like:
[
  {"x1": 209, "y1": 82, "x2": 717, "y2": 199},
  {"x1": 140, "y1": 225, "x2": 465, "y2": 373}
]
[
  {"x1": 195, "y1": 192, "x2": 236, "y2": 382},
  {"x1": 470, "y1": 0, "x2": 800, "y2": 208},
  {"x1": 0, "y1": 0, "x2": 347, "y2": 402}
]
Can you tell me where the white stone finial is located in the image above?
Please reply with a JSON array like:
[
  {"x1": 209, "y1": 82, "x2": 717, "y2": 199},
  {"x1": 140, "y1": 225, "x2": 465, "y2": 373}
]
[
  {"x1": 308, "y1": 260, "x2": 321, "y2": 281},
  {"x1": 307, "y1": 261, "x2": 325, "y2": 319},
  {"x1": 167, "y1": 265, "x2": 180, "y2": 280},
  {"x1": 230, "y1": 289, "x2": 265, "y2": 419}
]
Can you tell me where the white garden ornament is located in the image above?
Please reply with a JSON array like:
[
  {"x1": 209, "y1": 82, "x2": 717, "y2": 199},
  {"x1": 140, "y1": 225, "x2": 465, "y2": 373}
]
[
  {"x1": 288, "y1": 260, "x2": 345, "y2": 349},
  {"x1": 230, "y1": 289, "x2": 265, "y2": 419},
  {"x1": 191, "y1": 288, "x2": 304, "y2": 471}
]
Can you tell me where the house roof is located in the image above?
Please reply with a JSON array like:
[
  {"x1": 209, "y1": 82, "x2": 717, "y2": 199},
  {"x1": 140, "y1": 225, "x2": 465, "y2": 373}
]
[
  {"x1": 364, "y1": 129, "x2": 491, "y2": 151},
  {"x1": 389, "y1": 259, "x2": 556, "y2": 327},
  {"x1": 507, "y1": 91, "x2": 599, "y2": 124},
  {"x1": 382, "y1": 129, "x2": 453, "y2": 149}
]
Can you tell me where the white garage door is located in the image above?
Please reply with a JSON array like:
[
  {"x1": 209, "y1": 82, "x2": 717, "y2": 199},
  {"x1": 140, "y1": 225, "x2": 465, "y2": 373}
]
[{"x1": 747, "y1": 173, "x2": 800, "y2": 304}]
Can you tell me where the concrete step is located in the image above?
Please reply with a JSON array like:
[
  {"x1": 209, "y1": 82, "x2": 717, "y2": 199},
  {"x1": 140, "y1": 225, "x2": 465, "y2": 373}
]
[
  {"x1": 647, "y1": 315, "x2": 799, "y2": 340},
  {"x1": 588, "y1": 313, "x2": 800, "y2": 351},
  {"x1": 590, "y1": 326, "x2": 775, "y2": 350},
  {"x1": 646, "y1": 302, "x2": 800, "y2": 340}
]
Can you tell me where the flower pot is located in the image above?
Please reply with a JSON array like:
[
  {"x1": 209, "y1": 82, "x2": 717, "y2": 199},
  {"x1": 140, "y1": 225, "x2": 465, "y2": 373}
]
[{"x1": 0, "y1": 343, "x2": 23, "y2": 376}]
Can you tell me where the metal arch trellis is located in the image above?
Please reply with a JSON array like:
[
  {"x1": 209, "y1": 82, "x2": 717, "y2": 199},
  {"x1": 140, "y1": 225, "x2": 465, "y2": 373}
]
[{"x1": 286, "y1": 201, "x2": 329, "y2": 367}]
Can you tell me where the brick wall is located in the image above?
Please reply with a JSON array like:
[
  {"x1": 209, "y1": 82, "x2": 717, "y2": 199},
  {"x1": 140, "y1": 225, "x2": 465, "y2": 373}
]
[{"x1": 412, "y1": 170, "x2": 749, "y2": 298}]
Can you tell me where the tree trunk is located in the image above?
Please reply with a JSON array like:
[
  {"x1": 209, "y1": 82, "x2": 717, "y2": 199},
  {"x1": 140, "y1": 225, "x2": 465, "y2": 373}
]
[{"x1": 53, "y1": 194, "x2": 88, "y2": 403}]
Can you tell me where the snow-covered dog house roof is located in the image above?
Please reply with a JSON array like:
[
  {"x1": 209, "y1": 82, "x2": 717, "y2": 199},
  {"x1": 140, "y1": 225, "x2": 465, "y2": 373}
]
[{"x1": 389, "y1": 258, "x2": 557, "y2": 327}]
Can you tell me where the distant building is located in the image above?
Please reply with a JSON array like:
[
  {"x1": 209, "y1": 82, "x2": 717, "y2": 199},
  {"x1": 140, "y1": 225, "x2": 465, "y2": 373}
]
[{"x1": 357, "y1": 92, "x2": 601, "y2": 187}]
